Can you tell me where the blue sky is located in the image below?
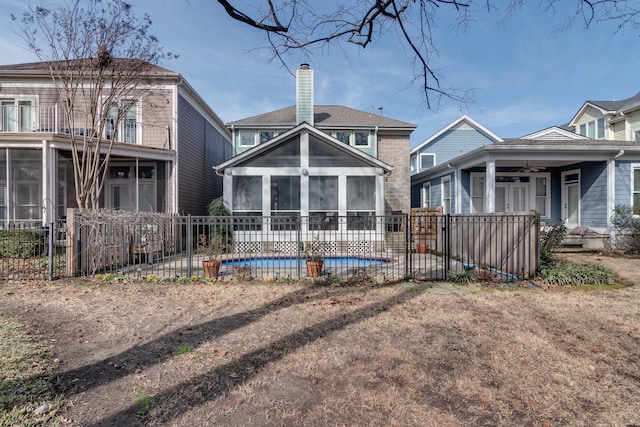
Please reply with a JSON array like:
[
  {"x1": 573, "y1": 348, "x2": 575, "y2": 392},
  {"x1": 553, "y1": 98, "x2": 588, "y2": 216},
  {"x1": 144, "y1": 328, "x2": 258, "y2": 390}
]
[{"x1": 1, "y1": 0, "x2": 638, "y2": 147}]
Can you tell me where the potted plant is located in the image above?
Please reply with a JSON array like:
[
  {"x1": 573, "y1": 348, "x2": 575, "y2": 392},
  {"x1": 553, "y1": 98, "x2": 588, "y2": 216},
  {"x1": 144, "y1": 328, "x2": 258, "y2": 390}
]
[
  {"x1": 200, "y1": 233, "x2": 225, "y2": 279},
  {"x1": 304, "y1": 235, "x2": 324, "y2": 277},
  {"x1": 201, "y1": 197, "x2": 232, "y2": 279}
]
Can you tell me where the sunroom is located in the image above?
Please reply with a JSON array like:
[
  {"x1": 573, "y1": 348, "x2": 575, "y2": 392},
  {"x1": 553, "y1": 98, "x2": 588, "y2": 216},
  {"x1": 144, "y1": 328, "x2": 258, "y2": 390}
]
[{"x1": 215, "y1": 123, "x2": 392, "y2": 252}]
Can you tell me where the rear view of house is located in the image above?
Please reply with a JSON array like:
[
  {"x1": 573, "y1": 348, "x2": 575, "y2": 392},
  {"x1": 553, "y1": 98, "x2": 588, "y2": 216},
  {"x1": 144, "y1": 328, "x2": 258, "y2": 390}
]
[{"x1": 0, "y1": 60, "x2": 231, "y2": 226}]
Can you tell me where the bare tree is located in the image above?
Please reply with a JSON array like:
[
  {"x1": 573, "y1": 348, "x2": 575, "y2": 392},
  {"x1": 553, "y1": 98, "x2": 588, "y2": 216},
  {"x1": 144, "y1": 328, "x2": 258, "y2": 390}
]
[
  {"x1": 217, "y1": 0, "x2": 640, "y2": 109},
  {"x1": 12, "y1": 0, "x2": 175, "y2": 209}
]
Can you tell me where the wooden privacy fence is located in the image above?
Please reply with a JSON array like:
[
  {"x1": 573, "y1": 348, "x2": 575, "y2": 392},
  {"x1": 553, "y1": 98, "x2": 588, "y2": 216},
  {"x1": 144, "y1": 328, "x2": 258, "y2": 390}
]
[{"x1": 63, "y1": 209, "x2": 539, "y2": 282}]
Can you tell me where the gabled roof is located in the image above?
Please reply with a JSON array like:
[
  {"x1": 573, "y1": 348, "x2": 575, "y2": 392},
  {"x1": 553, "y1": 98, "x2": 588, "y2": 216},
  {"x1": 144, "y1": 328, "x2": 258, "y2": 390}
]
[
  {"x1": 227, "y1": 105, "x2": 416, "y2": 130},
  {"x1": 216, "y1": 122, "x2": 393, "y2": 172},
  {"x1": 0, "y1": 59, "x2": 177, "y2": 77},
  {"x1": 520, "y1": 126, "x2": 587, "y2": 140},
  {"x1": 569, "y1": 92, "x2": 640, "y2": 127},
  {"x1": 410, "y1": 114, "x2": 502, "y2": 154}
]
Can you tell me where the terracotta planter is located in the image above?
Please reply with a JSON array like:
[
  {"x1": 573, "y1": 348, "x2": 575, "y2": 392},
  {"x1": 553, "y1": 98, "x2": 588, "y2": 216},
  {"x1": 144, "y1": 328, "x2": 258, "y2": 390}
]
[
  {"x1": 416, "y1": 243, "x2": 429, "y2": 254},
  {"x1": 203, "y1": 259, "x2": 222, "y2": 278},
  {"x1": 306, "y1": 260, "x2": 324, "y2": 277}
]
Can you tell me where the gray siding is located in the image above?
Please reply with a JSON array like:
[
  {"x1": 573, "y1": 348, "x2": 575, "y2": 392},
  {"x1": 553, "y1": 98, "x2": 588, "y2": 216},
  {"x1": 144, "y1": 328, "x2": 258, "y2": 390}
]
[
  {"x1": 615, "y1": 161, "x2": 632, "y2": 207},
  {"x1": 177, "y1": 95, "x2": 231, "y2": 215},
  {"x1": 415, "y1": 128, "x2": 494, "y2": 173},
  {"x1": 580, "y1": 162, "x2": 608, "y2": 228}
]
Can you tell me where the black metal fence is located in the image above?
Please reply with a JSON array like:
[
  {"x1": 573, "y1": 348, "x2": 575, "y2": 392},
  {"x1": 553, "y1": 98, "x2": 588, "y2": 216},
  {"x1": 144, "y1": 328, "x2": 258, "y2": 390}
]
[
  {"x1": 0, "y1": 221, "x2": 67, "y2": 280},
  {"x1": 1, "y1": 210, "x2": 540, "y2": 283}
]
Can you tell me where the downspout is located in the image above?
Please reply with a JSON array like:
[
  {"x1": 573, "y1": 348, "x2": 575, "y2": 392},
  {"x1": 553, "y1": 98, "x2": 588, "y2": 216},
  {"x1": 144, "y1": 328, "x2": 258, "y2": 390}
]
[{"x1": 608, "y1": 149, "x2": 624, "y2": 244}]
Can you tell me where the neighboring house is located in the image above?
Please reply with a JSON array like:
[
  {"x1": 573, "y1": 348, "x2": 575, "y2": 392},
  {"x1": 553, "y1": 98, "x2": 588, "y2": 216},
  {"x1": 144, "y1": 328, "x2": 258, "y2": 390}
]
[
  {"x1": 410, "y1": 114, "x2": 503, "y2": 177},
  {"x1": 219, "y1": 64, "x2": 416, "y2": 218},
  {"x1": 0, "y1": 60, "x2": 232, "y2": 225},
  {"x1": 411, "y1": 105, "x2": 640, "y2": 247},
  {"x1": 569, "y1": 92, "x2": 640, "y2": 141}
]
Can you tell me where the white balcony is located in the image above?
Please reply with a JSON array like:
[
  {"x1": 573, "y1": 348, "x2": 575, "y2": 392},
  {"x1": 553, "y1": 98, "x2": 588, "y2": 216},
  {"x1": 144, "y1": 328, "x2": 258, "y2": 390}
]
[{"x1": 0, "y1": 104, "x2": 171, "y2": 148}]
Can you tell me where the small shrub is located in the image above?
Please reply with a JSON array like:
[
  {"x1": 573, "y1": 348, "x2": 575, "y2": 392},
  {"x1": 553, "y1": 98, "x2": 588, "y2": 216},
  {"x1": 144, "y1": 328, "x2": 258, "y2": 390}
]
[
  {"x1": 610, "y1": 205, "x2": 640, "y2": 254},
  {"x1": 539, "y1": 221, "x2": 567, "y2": 266},
  {"x1": 0, "y1": 230, "x2": 45, "y2": 258},
  {"x1": 448, "y1": 270, "x2": 472, "y2": 284},
  {"x1": 538, "y1": 260, "x2": 619, "y2": 286}
]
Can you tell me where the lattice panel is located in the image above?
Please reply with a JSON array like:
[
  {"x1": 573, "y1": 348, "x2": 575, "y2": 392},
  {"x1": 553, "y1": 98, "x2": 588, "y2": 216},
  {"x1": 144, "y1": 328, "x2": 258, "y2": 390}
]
[
  {"x1": 235, "y1": 242, "x2": 263, "y2": 253},
  {"x1": 274, "y1": 241, "x2": 301, "y2": 253},
  {"x1": 348, "y1": 241, "x2": 374, "y2": 254},
  {"x1": 314, "y1": 241, "x2": 337, "y2": 255}
]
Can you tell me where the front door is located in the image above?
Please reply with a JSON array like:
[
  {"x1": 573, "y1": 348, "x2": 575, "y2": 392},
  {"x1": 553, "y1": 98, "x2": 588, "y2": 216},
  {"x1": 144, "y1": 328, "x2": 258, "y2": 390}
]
[
  {"x1": 496, "y1": 183, "x2": 528, "y2": 213},
  {"x1": 562, "y1": 170, "x2": 580, "y2": 228}
]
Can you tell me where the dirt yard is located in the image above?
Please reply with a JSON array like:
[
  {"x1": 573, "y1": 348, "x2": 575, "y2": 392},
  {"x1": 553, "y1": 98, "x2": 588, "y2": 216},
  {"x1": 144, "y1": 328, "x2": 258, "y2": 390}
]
[{"x1": 1, "y1": 252, "x2": 640, "y2": 426}]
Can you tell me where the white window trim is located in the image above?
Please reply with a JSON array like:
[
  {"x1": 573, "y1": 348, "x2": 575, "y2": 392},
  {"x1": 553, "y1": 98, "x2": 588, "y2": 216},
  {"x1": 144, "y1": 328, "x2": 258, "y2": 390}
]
[
  {"x1": 328, "y1": 130, "x2": 373, "y2": 148},
  {"x1": 441, "y1": 177, "x2": 451, "y2": 214},
  {"x1": 421, "y1": 182, "x2": 431, "y2": 207},
  {"x1": 420, "y1": 152, "x2": 436, "y2": 170},
  {"x1": 470, "y1": 172, "x2": 484, "y2": 214},
  {"x1": 631, "y1": 163, "x2": 640, "y2": 216},
  {"x1": 0, "y1": 96, "x2": 38, "y2": 132},
  {"x1": 103, "y1": 98, "x2": 141, "y2": 143}
]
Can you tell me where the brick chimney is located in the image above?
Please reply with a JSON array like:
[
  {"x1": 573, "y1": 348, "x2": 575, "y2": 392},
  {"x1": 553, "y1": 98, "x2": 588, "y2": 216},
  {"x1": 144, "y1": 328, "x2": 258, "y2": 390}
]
[{"x1": 296, "y1": 63, "x2": 314, "y2": 125}]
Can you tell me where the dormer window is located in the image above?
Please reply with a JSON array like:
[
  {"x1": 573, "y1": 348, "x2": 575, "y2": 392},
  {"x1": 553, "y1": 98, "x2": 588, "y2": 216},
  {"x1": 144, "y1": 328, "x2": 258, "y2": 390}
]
[{"x1": 578, "y1": 117, "x2": 605, "y2": 139}]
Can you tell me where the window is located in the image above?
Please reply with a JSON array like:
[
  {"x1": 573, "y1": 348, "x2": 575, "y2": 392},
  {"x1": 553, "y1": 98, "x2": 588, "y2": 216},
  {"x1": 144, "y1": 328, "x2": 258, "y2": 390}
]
[
  {"x1": 1, "y1": 99, "x2": 33, "y2": 132},
  {"x1": 634, "y1": 167, "x2": 640, "y2": 215},
  {"x1": 328, "y1": 130, "x2": 373, "y2": 147},
  {"x1": 421, "y1": 183, "x2": 431, "y2": 208},
  {"x1": 441, "y1": 178, "x2": 451, "y2": 214},
  {"x1": 271, "y1": 176, "x2": 300, "y2": 230},
  {"x1": 420, "y1": 153, "x2": 435, "y2": 170},
  {"x1": 535, "y1": 177, "x2": 548, "y2": 217},
  {"x1": 335, "y1": 131, "x2": 350, "y2": 144},
  {"x1": 107, "y1": 163, "x2": 157, "y2": 211},
  {"x1": 309, "y1": 176, "x2": 338, "y2": 230},
  {"x1": 105, "y1": 100, "x2": 138, "y2": 143},
  {"x1": 347, "y1": 176, "x2": 376, "y2": 230},
  {"x1": 410, "y1": 154, "x2": 417, "y2": 173},
  {"x1": 233, "y1": 176, "x2": 262, "y2": 214},
  {"x1": 13, "y1": 151, "x2": 41, "y2": 220},
  {"x1": 259, "y1": 130, "x2": 275, "y2": 143},
  {"x1": 354, "y1": 131, "x2": 370, "y2": 147},
  {"x1": 578, "y1": 118, "x2": 606, "y2": 139},
  {"x1": 635, "y1": 130, "x2": 640, "y2": 142},
  {"x1": 471, "y1": 175, "x2": 484, "y2": 213},
  {"x1": 597, "y1": 118, "x2": 605, "y2": 139},
  {"x1": 239, "y1": 131, "x2": 255, "y2": 147}
]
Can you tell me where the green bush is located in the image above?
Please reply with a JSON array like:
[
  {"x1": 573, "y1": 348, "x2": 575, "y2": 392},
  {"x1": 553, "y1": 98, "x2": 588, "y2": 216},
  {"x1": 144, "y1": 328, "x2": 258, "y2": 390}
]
[
  {"x1": 539, "y1": 221, "x2": 567, "y2": 266},
  {"x1": 0, "y1": 230, "x2": 45, "y2": 258},
  {"x1": 538, "y1": 260, "x2": 619, "y2": 286},
  {"x1": 610, "y1": 205, "x2": 640, "y2": 254}
]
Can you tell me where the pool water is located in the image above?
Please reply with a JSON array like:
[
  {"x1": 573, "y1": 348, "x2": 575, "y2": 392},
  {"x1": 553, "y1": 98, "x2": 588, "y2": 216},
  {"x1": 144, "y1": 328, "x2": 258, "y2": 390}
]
[{"x1": 222, "y1": 256, "x2": 390, "y2": 269}]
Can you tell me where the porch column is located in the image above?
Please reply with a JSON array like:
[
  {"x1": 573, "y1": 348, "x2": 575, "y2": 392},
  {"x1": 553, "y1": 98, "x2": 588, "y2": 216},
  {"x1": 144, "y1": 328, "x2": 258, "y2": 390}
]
[
  {"x1": 42, "y1": 139, "x2": 55, "y2": 225},
  {"x1": 485, "y1": 158, "x2": 496, "y2": 213}
]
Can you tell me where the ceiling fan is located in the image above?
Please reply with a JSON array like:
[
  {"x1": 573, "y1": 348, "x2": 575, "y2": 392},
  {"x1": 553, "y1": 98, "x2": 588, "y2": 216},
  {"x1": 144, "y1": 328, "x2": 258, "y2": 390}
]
[{"x1": 517, "y1": 161, "x2": 545, "y2": 173}]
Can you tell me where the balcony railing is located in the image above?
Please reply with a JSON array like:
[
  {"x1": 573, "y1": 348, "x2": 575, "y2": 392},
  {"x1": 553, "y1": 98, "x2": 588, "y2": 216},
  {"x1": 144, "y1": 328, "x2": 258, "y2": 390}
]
[{"x1": 0, "y1": 104, "x2": 171, "y2": 148}]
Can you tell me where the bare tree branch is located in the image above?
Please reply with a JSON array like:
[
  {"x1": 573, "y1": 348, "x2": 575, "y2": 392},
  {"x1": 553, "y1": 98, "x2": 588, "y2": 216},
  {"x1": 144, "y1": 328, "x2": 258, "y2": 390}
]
[{"x1": 217, "y1": 0, "x2": 640, "y2": 110}]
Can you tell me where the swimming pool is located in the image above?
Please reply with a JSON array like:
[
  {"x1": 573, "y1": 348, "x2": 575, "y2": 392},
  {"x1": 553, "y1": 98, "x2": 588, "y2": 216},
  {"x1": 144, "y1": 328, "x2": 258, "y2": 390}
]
[{"x1": 222, "y1": 256, "x2": 391, "y2": 269}]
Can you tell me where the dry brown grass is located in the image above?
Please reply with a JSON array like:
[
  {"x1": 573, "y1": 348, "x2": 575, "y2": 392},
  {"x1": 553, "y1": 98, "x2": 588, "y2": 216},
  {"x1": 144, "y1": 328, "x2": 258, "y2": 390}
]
[{"x1": 0, "y1": 252, "x2": 639, "y2": 426}]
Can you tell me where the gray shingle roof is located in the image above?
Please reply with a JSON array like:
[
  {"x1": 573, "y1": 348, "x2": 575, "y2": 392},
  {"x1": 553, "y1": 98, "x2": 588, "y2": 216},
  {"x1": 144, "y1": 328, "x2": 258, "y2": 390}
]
[
  {"x1": 588, "y1": 92, "x2": 640, "y2": 112},
  {"x1": 0, "y1": 59, "x2": 177, "y2": 76},
  {"x1": 227, "y1": 105, "x2": 416, "y2": 129}
]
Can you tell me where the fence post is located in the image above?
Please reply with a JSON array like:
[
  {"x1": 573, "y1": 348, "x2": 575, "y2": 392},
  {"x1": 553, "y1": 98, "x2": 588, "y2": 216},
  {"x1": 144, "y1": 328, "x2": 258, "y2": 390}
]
[
  {"x1": 48, "y1": 222, "x2": 54, "y2": 281},
  {"x1": 445, "y1": 214, "x2": 451, "y2": 279},
  {"x1": 404, "y1": 212, "x2": 410, "y2": 278},
  {"x1": 186, "y1": 215, "x2": 192, "y2": 277},
  {"x1": 66, "y1": 208, "x2": 76, "y2": 277}
]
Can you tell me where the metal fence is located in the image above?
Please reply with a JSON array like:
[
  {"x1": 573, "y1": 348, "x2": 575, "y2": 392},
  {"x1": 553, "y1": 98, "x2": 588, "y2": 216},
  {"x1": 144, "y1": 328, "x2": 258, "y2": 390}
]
[
  {"x1": 0, "y1": 221, "x2": 67, "y2": 280},
  {"x1": 0, "y1": 210, "x2": 539, "y2": 283},
  {"x1": 59, "y1": 210, "x2": 539, "y2": 283}
]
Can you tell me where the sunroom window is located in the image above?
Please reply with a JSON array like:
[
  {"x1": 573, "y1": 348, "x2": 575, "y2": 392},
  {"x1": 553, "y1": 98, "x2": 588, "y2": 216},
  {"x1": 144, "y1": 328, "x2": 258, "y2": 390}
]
[{"x1": 347, "y1": 176, "x2": 376, "y2": 230}]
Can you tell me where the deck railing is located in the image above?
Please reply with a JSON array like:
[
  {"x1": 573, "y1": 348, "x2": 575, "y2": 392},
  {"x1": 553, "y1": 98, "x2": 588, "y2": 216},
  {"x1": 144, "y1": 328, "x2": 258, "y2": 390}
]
[{"x1": 0, "y1": 104, "x2": 170, "y2": 148}]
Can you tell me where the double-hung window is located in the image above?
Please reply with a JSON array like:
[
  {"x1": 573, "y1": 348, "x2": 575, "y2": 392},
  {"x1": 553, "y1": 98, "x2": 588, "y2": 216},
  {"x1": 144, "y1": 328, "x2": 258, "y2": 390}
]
[
  {"x1": 471, "y1": 175, "x2": 484, "y2": 213},
  {"x1": 106, "y1": 100, "x2": 138, "y2": 143},
  {"x1": 1, "y1": 99, "x2": 33, "y2": 132},
  {"x1": 441, "y1": 178, "x2": 451, "y2": 214}
]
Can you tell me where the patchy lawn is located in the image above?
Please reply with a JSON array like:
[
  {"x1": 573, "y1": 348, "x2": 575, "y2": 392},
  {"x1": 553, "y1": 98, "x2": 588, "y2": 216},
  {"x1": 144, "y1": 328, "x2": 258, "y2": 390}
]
[{"x1": 0, "y1": 252, "x2": 639, "y2": 426}]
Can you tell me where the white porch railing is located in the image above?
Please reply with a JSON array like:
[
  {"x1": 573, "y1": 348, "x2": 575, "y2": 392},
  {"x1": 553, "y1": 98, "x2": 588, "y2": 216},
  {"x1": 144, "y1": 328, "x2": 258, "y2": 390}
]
[{"x1": 0, "y1": 104, "x2": 170, "y2": 148}]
